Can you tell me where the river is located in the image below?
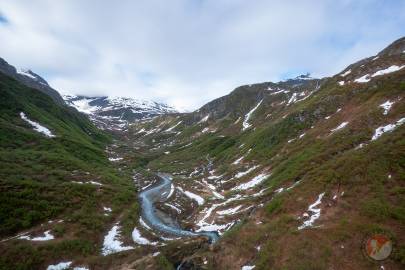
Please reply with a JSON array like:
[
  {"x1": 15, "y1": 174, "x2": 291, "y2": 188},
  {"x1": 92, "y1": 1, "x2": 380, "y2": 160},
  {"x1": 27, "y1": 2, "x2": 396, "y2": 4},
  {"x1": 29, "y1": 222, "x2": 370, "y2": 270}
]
[{"x1": 138, "y1": 173, "x2": 219, "y2": 243}]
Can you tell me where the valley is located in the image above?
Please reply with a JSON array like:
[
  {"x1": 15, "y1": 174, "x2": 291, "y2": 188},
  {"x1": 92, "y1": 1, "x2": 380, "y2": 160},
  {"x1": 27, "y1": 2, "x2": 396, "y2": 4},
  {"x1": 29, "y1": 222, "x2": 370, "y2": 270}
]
[{"x1": 0, "y1": 37, "x2": 404, "y2": 270}]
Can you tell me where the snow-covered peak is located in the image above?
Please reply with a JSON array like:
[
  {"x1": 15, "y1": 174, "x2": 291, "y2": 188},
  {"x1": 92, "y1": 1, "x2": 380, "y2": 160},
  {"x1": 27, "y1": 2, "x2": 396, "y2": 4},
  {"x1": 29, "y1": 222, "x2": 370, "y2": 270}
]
[
  {"x1": 63, "y1": 95, "x2": 177, "y2": 131},
  {"x1": 17, "y1": 68, "x2": 37, "y2": 80},
  {"x1": 16, "y1": 68, "x2": 49, "y2": 86}
]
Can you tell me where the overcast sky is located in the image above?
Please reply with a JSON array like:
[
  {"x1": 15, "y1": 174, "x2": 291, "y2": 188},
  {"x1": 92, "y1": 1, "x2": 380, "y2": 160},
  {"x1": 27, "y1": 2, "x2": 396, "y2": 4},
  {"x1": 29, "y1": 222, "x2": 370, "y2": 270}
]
[{"x1": 0, "y1": 0, "x2": 404, "y2": 111}]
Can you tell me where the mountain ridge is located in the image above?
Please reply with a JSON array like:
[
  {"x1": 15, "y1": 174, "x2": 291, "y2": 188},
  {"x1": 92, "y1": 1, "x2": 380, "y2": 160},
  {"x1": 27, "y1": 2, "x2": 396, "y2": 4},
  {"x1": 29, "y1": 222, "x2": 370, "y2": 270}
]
[
  {"x1": 63, "y1": 94, "x2": 178, "y2": 131},
  {"x1": 0, "y1": 57, "x2": 65, "y2": 105}
]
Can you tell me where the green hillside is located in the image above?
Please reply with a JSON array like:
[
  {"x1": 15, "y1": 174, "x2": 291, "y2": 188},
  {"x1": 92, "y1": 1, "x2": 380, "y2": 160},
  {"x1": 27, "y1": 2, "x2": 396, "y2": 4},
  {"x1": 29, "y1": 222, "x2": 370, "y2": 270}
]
[
  {"x1": 123, "y1": 41, "x2": 405, "y2": 269},
  {"x1": 0, "y1": 73, "x2": 138, "y2": 269}
]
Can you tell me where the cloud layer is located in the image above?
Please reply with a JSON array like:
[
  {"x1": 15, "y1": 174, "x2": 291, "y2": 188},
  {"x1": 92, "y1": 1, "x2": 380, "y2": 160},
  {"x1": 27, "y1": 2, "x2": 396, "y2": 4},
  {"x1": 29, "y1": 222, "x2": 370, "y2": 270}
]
[{"x1": 0, "y1": 0, "x2": 404, "y2": 110}]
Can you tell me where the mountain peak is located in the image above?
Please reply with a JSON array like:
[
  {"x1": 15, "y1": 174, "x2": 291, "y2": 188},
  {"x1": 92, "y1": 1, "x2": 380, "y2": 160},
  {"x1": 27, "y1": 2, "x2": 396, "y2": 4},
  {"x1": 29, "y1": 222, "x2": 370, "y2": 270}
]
[
  {"x1": 63, "y1": 95, "x2": 178, "y2": 131},
  {"x1": 17, "y1": 68, "x2": 49, "y2": 86},
  {"x1": 0, "y1": 57, "x2": 63, "y2": 104},
  {"x1": 377, "y1": 36, "x2": 405, "y2": 57}
]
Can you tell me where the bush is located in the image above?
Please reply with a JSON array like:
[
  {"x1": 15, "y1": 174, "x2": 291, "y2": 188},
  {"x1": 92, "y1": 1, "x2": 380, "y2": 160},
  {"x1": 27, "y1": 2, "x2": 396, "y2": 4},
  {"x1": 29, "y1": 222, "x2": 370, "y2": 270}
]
[{"x1": 266, "y1": 197, "x2": 283, "y2": 215}]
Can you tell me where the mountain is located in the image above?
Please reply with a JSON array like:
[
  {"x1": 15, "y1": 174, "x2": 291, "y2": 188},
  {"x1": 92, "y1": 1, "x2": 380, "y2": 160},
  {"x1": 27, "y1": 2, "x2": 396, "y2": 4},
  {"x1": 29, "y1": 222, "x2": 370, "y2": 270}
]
[
  {"x1": 122, "y1": 37, "x2": 405, "y2": 269},
  {"x1": 0, "y1": 57, "x2": 65, "y2": 104},
  {"x1": 183, "y1": 73, "x2": 324, "y2": 125},
  {"x1": 0, "y1": 68, "x2": 138, "y2": 269},
  {"x1": 63, "y1": 95, "x2": 177, "y2": 131},
  {"x1": 0, "y1": 37, "x2": 404, "y2": 270}
]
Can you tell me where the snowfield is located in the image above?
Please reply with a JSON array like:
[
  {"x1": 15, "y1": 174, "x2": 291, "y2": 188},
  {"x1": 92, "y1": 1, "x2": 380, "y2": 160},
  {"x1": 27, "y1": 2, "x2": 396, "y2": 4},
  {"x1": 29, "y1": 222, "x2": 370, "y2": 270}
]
[
  {"x1": 20, "y1": 112, "x2": 55, "y2": 137},
  {"x1": 68, "y1": 98, "x2": 100, "y2": 114}
]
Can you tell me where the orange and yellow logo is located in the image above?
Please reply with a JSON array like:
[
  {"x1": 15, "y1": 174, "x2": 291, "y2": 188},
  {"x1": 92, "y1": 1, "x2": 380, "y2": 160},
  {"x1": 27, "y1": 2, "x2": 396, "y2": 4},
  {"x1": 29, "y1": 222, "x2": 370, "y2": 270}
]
[{"x1": 365, "y1": 234, "x2": 393, "y2": 261}]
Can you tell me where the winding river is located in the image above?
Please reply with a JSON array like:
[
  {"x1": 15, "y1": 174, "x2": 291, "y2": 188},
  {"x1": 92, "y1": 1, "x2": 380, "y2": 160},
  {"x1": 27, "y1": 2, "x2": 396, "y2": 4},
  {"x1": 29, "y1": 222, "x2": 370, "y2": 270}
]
[{"x1": 139, "y1": 173, "x2": 219, "y2": 243}]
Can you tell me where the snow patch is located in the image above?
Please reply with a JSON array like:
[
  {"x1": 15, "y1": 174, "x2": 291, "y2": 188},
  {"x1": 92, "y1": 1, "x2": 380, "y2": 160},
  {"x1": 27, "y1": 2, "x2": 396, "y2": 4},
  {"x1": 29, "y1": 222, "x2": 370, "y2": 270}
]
[
  {"x1": 109, "y1": 157, "x2": 123, "y2": 162},
  {"x1": 101, "y1": 223, "x2": 134, "y2": 255},
  {"x1": 166, "y1": 184, "x2": 175, "y2": 199},
  {"x1": 232, "y1": 156, "x2": 244, "y2": 165},
  {"x1": 242, "y1": 100, "x2": 263, "y2": 131},
  {"x1": 298, "y1": 192, "x2": 325, "y2": 230},
  {"x1": 165, "y1": 203, "x2": 181, "y2": 213},
  {"x1": 20, "y1": 112, "x2": 55, "y2": 137},
  {"x1": 379, "y1": 100, "x2": 394, "y2": 115},
  {"x1": 340, "y1": 69, "x2": 351, "y2": 77},
  {"x1": 232, "y1": 149, "x2": 252, "y2": 165},
  {"x1": 330, "y1": 122, "x2": 348, "y2": 133},
  {"x1": 132, "y1": 227, "x2": 158, "y2": 245},
  {"x1": 46, "y1": 262, "x2": 72, "y2": 270},
  {"x1": 371, "y1": 118, "x2": 405, "y2": 141},
  {"x1": 217, "y1": 205, "x2": 243, "y2": 215},
  {"x1": 88, "y1": 181, "x2": 103, "y2": 186},
  {"x1": 17, "y1": 69, "x2": 37, "y2": 79},
  {"x1": 235, "y1": 165, "x2": 260, "y2": 178},
  {"x1": 177, "y1": 187, "x2": 205, "y2": 205},
  {"x1": 165, "y1": 121, "x2": 182, "y2": 132},
  {"x1": 199, "y1": 114, "x2": 209, "y2": 123},
  {"x1": 19, "y1": 230, "x2": 54, "y2": 241},
  {"x1": 354, "y1": 65, "x2": 405, "y2": 84},
  {"x1": 371, "y1": 65, "x2": 405, "y2": 77},
  {"x1": 139, "y1": 217, "x2": 152, "y2": 230},
  {"x1": 287, "y1": 93, "x2": 298, "y2": 105},
  {"x1": 354, "y1": 74, "x2": 370, "y2": 83},
  {"x1": 232, "y1": 173, "x2": 270, "y2": 191},
  {"x1": 241, "y1": 265, "x2": 256, "y2": 270}
]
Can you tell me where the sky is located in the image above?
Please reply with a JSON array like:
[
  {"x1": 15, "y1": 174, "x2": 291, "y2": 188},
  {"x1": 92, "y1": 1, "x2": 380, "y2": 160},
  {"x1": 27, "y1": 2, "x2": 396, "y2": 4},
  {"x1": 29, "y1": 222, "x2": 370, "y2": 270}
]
[{"x1": 0, "y1": 0, "x2": 404, "y2": 111}]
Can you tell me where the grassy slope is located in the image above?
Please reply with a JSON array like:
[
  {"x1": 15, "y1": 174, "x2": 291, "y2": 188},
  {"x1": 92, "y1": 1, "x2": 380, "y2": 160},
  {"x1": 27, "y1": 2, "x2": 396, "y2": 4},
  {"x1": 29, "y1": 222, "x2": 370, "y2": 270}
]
[
  {"x1": 0, "y1": 73, "x2": 138, "y2": 269},
  {"x1": 130, "y1": 70, "x2": 405, "y2": 269}
]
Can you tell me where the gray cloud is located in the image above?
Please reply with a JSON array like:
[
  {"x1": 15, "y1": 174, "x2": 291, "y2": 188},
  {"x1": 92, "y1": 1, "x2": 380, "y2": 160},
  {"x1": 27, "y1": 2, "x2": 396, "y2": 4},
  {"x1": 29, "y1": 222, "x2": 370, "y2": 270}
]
[{"x1": 0, "y1": 0, "x2": 404, "y2": 110}]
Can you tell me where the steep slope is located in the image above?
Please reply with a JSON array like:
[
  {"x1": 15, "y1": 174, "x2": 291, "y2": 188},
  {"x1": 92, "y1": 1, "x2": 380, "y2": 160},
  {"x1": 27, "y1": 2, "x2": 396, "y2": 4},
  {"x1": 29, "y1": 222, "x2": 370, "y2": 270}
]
[
  {"x1": 0, "y1": 72, "x2": 140, "y2": 269},
  {"x1": 0, "y1": 57, "x2": 65, "y2": 104},
  {"x1": 63, "y1": 95, "x2": 177, "y2": 131},
  {"x1": 118, "y1": 37, "x2": 405, "y2": 269}
]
